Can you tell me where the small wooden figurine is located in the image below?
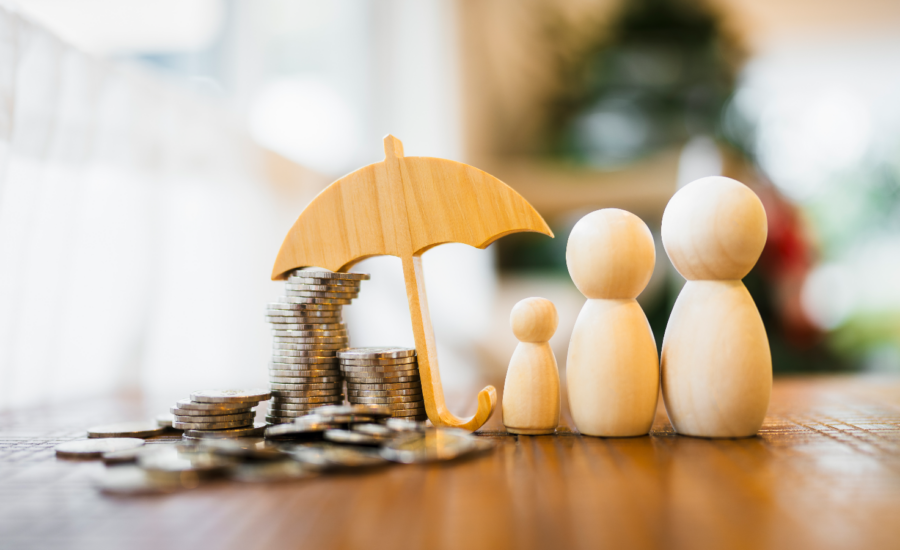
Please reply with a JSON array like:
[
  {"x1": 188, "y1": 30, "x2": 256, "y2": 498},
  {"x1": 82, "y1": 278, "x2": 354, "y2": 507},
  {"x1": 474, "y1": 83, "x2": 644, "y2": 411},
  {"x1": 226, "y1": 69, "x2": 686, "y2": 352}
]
[
  {"x1": 270, "y1": 136, "x2": 553, "y2": 432},
  {"x1": 660, "y1": 176, "x2": 771, "y2": 438},
  {"x1": 565, "y1": 209, "x2": 660, "y2": 437},
  {"x1": 502, "y1": 298, "x2": 560, "y2": 435}
]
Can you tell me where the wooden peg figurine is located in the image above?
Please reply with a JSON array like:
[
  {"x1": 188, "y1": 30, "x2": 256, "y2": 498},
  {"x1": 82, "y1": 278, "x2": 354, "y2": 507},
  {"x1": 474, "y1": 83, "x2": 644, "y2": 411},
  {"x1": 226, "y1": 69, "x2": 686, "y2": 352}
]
[
  {"x1": 566, "y1": 209, "x2": 660, "y2": 437},
  {"x1": 502, "y1": 298, "x2": 560, "y2": 435},
  {"x1": 661, "y1": 176, "x2": 771, "y2": 438}
]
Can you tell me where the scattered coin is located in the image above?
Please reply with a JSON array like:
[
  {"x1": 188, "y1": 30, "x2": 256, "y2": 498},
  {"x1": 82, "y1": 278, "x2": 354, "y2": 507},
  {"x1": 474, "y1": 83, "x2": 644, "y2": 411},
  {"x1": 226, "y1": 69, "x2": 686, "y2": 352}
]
[
  {"x1": 175, "y1": 399, "x2": 257, "y2": 411},
  {"x1": 265, "y1": 421, "x2": 331, "y2": 441},
  {"x1": 385, "y1": 418, "x2": 428, "y2": 432},
  {"x1": 183, "y1": 422, "x2": 268, "y2": 439},
  {"x1": 138, "y1": 446, "x2": 234, "y2": 477},
  {"x1": 56, "y1": 438, "x2": 145, "y2": 459},
  {"x1": 170, "y1": 406, "x2": 253, "y2": 417},
  {"x1": 173, "y1": 419, "x2": 255, "y2": 430},
  {"x1": 172, "y1": 412, "x2": 255, "y2": 424},
  {"x1": 95, "y1": 465, "x2": 187, "y2": 495},
  {"x1": 289, "y1": 270, "x2": 370, "y2": 281},
  {"x1": 380, "y1": 428, "x2": 491, "y2": 464},
  {"x1": 190, "y1": 389, "x2": 271, "y2": 404},
  {"x1": 324, "y1": 429, "x2": 387, "y2": 447},
  {"x1": 289, "y1": 443, "x2": 387, "y2": 469},
  {"x1": 199, "y1": 438, "x2": 286, "y2": 461},
  {"x1": 87, "y1": 422, "x2": 166, "y2": 439}
]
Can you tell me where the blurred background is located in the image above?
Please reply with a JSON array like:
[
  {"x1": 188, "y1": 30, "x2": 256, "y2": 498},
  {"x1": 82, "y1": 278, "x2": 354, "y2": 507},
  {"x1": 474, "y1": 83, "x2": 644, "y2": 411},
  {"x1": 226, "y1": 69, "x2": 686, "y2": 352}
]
[{"x1": 2, "y1": 0, "x2": 900, "y2": 413}]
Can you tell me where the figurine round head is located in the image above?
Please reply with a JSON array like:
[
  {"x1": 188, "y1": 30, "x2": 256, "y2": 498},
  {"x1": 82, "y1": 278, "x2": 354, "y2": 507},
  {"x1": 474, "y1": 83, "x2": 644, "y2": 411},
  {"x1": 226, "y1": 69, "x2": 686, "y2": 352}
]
[
  {"x1": 510, "y1": 297, "x2": 558, "y2": 343},
  {"x1": 661, "y1": 176, "x2": 768, "y2": 281},
  {"x1": 566, "y1": 209, "x2": 656, "y2": 299}
]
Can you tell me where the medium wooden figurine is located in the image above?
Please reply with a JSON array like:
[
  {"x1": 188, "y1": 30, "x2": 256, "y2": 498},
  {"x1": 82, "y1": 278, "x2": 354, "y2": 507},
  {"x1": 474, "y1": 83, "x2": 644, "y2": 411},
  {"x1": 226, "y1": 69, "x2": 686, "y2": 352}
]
[
  {"x1": 660, "y1": 176, "x2": 771, "y2": 438},
  {"x1": 270, "y1": 136, "x2": 553, "y2": 432},
  {"x1": 502, "y1": 298, "x2": 560, "y2": 435},
  {"x1": 565, "y1": 209, "x2": 660, "y2": 437}
]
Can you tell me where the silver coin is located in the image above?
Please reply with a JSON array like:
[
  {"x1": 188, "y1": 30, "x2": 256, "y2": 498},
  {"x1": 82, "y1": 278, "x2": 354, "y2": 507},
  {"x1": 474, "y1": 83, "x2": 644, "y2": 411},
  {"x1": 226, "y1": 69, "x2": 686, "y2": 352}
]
[
  {"x1": 323, "y1": 429, "x2": 385, "y2": 447},
  {"x1": 284, "y1": 283, "x2": 360, "y2": 292},
  {"x1": 190, "y1": 389, "x2": 271, "y2": 404},
  {"x1": 271, "y1": 349, "x2": 338, "y2": 358},
  {"x1": 265, "y1": 422, "x2": 331, "y2": 441},
  {"x1": 272, "y1": 330, "x2": 350, "y2": 345},
  {"x1": 271, "y1": 400, "x2": 342, "y2": 410},
  {"x1": 273, "y1": 390, "x2": 344, "y2": 403},
  {"x1": 173, "y1": 419, "x2": 254, "y2": 430},
  {"x1": 339, "y1": 358, "x2": 417, "y2": 367},
  {"x1": 383, "y1": 428, "x2": 494, "y2": 463},
  {"x1": 171, "y1": 406, "x2": 253, "y2": 417},
  {"x1": 271, "y1": 329, "x2": 348, "y2": 338},
  {"x1": 341, "y1": 364, "x2": 419, "y2": 374},
  {"x1": 268, "y1": 355, "x2": 339, "y2": 364},
  {"x1": 264, "y1": 378, "x2": 341, "y2": 389},
  {"x1": 264, "y1": 416, "x2": 296, "y2": 425},
  {"x1": 267, "y1": 302, "x2": 342, "y2": 311},
  {"x1": 199, "y1": 438, "x2": 286, "y2": 460},
  {"x1": 279, "y1": 296, "x2": 353, "y2": 305},
  {"x1": 268, "y1": 410, "x2": 318, "y2": 419},
  {"x1": 139, "y1": 446, "x2": 234, "y2": 475},
  {"x1": 175, "y1": 399, "x2": 258, "y2": 411},
  {"x1": 337, "y1": 347, "x2": 416, "y2": 360},
  {"x1": 289, "y1": 443, "x2": 386, "y2": 468},
  {"x1": 352, "y1": 423, "x2": 395, "y2": 437},
  {"x1": 348, "y1": 389, "x2": 423, "y2": 397},
  {"x1": 313, "y1": 404, "x2": 392, "y2": 418},
  {"x1": 268, "y1": 403, "x2": 323, "y2": 413},
  {"x1": 270, "y1": 379, "x2": 342, "y2": 390},
  {"x1": 183, "y1": 422, "x2": 267, "y2": 439},
  {"x1": 231, "y1": 461, "x2": 317, "y2": 483},
  {"x1": 266, "y1": 316, "x2": 342, "y2": 324},
  {"x1": 272, "y1": 343, "x2": 347, "y2": 351},
  {"x1": 343, "y1": 374, "x2": 421, "y2": 384},
  {"x1": 288, "y1": 270, "x2": 370, "y2": 281},
  {"x1": 270, "y1": 395, "x2": 345, "y2": 404},
  {"x1": 87, "y1": 422, "x2": 167, "y2": 439},
  {"x1": 287, "y1": 276, "x2": 362, "y2": 286},
  {"x1": 173, "y1": 412, "x2": 255, "y2": 424},
  {"x1": 270, "y1": 380, "x2": 342, "y2": 388},
  {"x1": 343, "y1": 372, "x2": 418, "y2": 381},
  {"x1": 56, "y1": 438, "x2": 145, "y2": 459},
  {"x1": 390, "y1": 408, "x2": 428, "y2": 417},
  {"x1": 156, "y1": 413, "x2": 175, "y2": 428},
  {"x1": 269, "y1": 372, "x2": 342, "y2": 381},
  {"x1": 352, "y1": 394, "x2": 424, "y2": 404},
  {"x1": 385, "y1": 418, "x2": 428, "y2": 432},
  {"x1": 264, "y1": 322, "x2": 345, "y2": 331},
  {"x1": 346, "y1": 382, "x2": 421, "y2": 391},
  {"x1": 284, "y1": 290, "x2": 360, "y2": 299},
  {"x1": 266, "y1": 387, "x2": 342, "y2": 397}
]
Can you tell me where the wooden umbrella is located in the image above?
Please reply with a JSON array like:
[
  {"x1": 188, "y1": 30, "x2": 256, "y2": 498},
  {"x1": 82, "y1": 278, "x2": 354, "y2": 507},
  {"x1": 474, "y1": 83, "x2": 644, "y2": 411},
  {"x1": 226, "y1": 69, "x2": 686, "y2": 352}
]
[{"x1": 272, "y1": 136, "x2": 553, "y2": 431}]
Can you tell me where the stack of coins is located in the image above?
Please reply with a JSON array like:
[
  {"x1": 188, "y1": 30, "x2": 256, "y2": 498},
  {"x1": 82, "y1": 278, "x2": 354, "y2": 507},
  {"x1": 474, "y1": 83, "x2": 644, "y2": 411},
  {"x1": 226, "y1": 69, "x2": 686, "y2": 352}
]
[
  {"x1": 171, "y1": 389, "x2": 270, "y2": 440},
  {"x1": 266, "y1": 269, "x2": 370, "y2": 425},
  {"x1": 338, "y1": 347, "x2": 427, "y2": 421}
]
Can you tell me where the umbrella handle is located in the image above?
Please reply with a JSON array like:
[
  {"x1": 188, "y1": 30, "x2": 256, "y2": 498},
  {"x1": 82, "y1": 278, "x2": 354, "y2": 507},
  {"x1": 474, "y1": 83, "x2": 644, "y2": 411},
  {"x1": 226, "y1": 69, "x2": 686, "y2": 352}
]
[{"x1": 402, "y1": 254, "x2": 497, "y2": 431}]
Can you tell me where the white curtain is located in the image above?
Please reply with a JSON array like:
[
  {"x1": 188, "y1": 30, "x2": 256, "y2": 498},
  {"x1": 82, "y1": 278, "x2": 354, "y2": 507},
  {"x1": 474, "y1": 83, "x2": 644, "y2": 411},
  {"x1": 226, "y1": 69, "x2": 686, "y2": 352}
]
[{"x1": 0, "y1": 6, "x2": 306, "y2": 409}]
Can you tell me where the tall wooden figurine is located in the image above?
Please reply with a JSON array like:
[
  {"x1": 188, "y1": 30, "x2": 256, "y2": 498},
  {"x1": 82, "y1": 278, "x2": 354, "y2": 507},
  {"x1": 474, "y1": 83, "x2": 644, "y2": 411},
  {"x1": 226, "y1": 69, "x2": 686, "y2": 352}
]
[
  {"x1": 566, "y1": 209, "x2": 660, "y2": 437},
  {"x1": 661, "y1": 176, "x2": 771, "y2": 438},
  {"x1": 502, "y1": 298, "x2": 560, "y2": 435}
]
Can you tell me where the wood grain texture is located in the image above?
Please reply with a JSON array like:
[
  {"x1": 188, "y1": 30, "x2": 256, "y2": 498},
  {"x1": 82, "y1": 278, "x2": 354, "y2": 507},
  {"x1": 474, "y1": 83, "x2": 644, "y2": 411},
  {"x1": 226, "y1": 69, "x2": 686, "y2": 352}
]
[
  {"x1": 270, "y1": 136, "x2": 553, "y2": 431},
  {"x1": 3, "y1": 376, "x2": 900, "y2": 550}
]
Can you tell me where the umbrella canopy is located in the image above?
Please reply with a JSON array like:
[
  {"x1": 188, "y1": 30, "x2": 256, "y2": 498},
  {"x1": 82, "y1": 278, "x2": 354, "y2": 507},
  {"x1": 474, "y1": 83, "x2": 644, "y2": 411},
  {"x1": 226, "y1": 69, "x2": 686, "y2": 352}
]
[{"x1": 272, "y1": 136, "x2": 553, "y2": 431}]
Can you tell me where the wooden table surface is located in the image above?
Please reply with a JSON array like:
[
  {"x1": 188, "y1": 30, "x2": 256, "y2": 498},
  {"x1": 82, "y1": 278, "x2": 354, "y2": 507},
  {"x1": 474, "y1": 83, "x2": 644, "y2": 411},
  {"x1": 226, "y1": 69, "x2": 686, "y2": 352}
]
[{"x1": 2, "y1": 375, "x2": 900, "y2": 550}]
